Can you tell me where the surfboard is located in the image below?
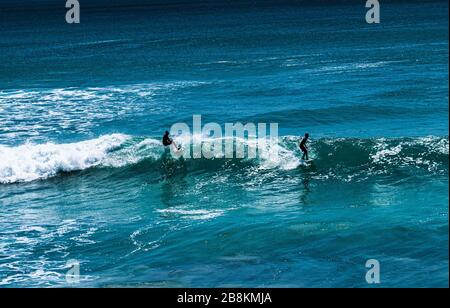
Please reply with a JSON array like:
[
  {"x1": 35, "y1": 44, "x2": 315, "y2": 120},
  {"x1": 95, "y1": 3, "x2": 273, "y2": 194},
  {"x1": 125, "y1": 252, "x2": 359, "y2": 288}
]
[
  {"x1": 300, "y1": 159, "x2": 314, "y2": 166},
  {"x1": 172, "y1": 145, "x2": 184, "y2": 157}
]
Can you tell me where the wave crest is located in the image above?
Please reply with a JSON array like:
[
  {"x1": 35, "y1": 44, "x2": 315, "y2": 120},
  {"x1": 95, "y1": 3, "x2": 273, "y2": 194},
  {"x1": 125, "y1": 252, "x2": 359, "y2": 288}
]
[
  {"x1": 0, "y1": 134, "x2": 448, "y2": 184},
  {"x1": 0, "y1": 134, "x2": 129, "y2": 184}
]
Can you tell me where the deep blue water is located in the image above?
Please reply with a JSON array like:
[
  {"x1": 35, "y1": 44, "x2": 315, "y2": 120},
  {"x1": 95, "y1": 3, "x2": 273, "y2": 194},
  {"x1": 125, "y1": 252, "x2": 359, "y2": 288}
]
[{"x1": 0, "y1": 1, "x2": 448, "y2": 287}]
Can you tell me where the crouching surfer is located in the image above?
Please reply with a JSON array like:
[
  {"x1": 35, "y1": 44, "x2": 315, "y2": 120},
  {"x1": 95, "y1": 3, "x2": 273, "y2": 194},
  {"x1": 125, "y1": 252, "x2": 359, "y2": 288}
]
[{"x1": 162, "y1": 131, "x2": 181, "y2": 151}]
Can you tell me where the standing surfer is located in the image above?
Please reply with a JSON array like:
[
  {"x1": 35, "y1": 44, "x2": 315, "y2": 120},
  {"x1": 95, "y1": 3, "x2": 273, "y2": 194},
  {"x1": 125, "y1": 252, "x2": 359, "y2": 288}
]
[{"x1": 299, "y1": 133, "x2": 309, "y2": 161}]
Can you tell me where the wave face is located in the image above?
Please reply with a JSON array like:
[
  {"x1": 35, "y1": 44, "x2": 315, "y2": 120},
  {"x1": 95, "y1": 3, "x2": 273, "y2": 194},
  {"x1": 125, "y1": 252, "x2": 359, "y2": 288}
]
[
  {"x1": 310, "y1": 136, "x2": 449, "y2": 181},
  {"x1": 0, "y1": 1, "x2": 448, "y2": 288},
  {"x1": 1, "y1": 134, "x2": 447, "y2": 184}
]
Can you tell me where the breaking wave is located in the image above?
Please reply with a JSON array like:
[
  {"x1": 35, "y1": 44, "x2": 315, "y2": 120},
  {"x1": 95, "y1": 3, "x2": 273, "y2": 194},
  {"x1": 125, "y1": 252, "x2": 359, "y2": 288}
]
[{"x1": 0, "y1": 134, "x2": 448, "y2": 184}]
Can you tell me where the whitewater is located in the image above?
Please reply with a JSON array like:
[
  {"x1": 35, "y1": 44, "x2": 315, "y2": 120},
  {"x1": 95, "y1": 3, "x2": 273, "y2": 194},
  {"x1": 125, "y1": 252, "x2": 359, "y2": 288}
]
[
  {"x1": 1, "y1": 134, "x2": 447, "y2": 184},
  {"x1": 0, "y1": 0, "x2": 448, "y2": 288}
]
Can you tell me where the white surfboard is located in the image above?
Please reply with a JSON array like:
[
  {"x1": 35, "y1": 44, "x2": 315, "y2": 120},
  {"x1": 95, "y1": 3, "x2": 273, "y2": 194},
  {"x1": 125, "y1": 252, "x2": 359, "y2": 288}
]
[
  {"x1": 172, "y1": 145, "x2": 184, "y2": 158},
  {"x1": 300, "y1": 159, "x2": 314, "y2": 166}
]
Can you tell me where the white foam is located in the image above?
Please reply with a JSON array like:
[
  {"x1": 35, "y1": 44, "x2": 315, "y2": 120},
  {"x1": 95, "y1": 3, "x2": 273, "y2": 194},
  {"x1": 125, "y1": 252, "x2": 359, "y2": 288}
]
[
  {"x1": 0, "y1": 134, "x2": 130, "y2": 184},
  {"x1": 370, "y1": 137, "x2": 449, "y2": 173},
  {"x1": 0, "y1": 82, "x2": 209, "y2": 143},
  {"x1": 157, "y1": 208, "x2": 224, "y2": 220},
  {"x1": 417, "y1": 136, "x2": 449, "y2": 155},
  {"x1": 172, "y1": 134, "x2": 300, "y2": 170},
  {"x1": 312, "y1": 61, "x2": 393, "y2": 74},
  {"x1": 257, "y1": 138, "x2": 301, "y2": 170},
  {"x1": 371, "y1": 143, "x2": 403, "y2": 164},
  {"x1": 102, "y1": 138, "x2": 163, "y2": 168}
]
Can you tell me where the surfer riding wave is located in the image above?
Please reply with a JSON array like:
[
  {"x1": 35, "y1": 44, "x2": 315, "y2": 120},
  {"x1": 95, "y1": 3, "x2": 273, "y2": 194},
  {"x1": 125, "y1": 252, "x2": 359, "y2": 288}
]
[
  {"x1": 162, "y1": 131, "x2": 180, "y2": 151},
  {"x1": 299, "y1": 133, "x2": 309, "y2": 161}
]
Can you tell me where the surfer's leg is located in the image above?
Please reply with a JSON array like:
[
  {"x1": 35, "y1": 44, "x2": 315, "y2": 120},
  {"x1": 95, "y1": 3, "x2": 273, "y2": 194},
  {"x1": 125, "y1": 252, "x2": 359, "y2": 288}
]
[
  {"x1": 300, "y1": 145, "x2": 307, "y2": 160},
  {"x1": 301, "y1": 146, "x2": 308, "y2": 160}
]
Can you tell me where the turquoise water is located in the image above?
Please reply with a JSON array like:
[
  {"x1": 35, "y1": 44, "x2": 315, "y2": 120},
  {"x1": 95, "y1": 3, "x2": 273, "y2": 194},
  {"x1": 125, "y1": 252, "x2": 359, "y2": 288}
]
[{"x1": 0, "y1": 1, "x2": 448, "y2": 287}]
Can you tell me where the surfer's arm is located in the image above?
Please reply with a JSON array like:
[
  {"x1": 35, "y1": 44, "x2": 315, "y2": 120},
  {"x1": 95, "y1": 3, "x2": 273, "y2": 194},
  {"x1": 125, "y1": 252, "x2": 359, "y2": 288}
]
[{"x1": 171, "y1": 140, "x2": 180, "y2": 150}]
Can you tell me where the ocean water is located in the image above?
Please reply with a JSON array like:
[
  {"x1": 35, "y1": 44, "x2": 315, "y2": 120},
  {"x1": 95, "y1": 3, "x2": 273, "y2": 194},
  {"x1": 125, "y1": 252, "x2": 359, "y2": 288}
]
[{"x1": 0, "y1": 0, "x2": 448, "y2": 287}]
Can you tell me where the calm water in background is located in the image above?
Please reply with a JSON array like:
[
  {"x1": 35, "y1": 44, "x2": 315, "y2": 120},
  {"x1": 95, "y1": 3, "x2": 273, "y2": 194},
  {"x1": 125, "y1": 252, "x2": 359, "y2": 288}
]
[{"x1": 0, "y1": 1, "x2": 448, "y2": 287}]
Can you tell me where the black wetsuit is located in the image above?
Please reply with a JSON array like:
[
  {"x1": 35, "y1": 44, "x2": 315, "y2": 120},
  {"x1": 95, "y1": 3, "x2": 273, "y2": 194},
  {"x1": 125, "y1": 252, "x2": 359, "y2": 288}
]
[
  {"x1": 300, "y1": 138, "x2": 308, "y2": 160},
  {"x1": 163, "y1": 135, "x2": 172, "y2": 146},
  {"x1": 300, "y1": 138, "x2": 307, "y2": 151}
]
